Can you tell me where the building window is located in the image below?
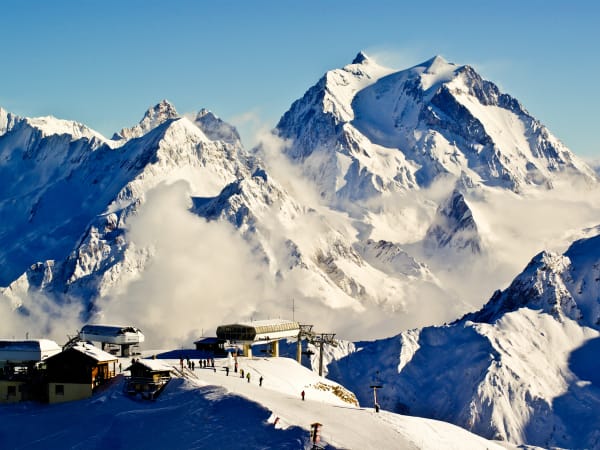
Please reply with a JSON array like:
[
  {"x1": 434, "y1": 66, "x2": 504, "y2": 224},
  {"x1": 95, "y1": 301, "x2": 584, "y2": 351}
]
[
  {"x1": 7, "y1": 386, "x2": 16, "y2": 397},
  {"x1": 55, "y1": 384, "x2": 65, "y2": 396}
]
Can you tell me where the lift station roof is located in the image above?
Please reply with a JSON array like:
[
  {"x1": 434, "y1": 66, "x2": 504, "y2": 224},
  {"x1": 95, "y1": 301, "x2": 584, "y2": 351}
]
[
  {"x1": 216, "y1": 319, "x2": 300, "y2": 344},
  {"x1": 80, "y1": 325, "x2": 145, "y2": 345}
]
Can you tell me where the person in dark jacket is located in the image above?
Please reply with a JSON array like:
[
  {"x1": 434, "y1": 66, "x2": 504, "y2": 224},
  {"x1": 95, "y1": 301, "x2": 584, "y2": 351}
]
[{"x1": 301, "y1": 390, "x2": 305, "y2": 401}]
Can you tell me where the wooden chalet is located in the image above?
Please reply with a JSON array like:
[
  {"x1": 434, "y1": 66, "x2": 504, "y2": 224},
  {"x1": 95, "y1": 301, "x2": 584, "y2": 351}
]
[
  {"x1": 44, "y1": 342, "x2": 118, "y2": 404},
  {"x1": 125, "y1": 359, "x2": 173, "y2": 400}
]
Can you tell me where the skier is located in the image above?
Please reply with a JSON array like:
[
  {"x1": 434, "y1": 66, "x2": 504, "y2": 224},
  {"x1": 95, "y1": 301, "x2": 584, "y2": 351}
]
[
  {"x1": 240, "y1": 368, "x2": 245, "y2": 378},
  {"x1": 246, "y1": 372, "x2": 251, "y2": 383},
  {"x1": 301, "y1": 390, "x2": 305, "y2": 401},
  {"x1": 259, "y1": 376, "x2": 263, "y2": 387},
  {"x1": 226, "y1": 366, "x2": 229, "y2": 376}
]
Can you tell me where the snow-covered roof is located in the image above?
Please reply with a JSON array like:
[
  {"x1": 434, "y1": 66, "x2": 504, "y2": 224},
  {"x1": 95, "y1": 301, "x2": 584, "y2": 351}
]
[
  {"x1": 236, "y1": 319, "x2": 299, "y2": 328},
  {"x1": 80, "y1": 324, "x2": 142, "y2": 337},
  {"x1": 69, "y1": 342, "x2": 118, "y2": 363},
  {"x1": 0, "y1": 339, "x2": 61, "y2": 353},
  {"x1": 0, "y1": 339, "x2": 62, "y2": 362},
  {"x1": 132, "y1": 359, "x2": 174, "y2": 372},
  {"x1": 217, "y1": 319, "x2": 300, "y2": 342}
]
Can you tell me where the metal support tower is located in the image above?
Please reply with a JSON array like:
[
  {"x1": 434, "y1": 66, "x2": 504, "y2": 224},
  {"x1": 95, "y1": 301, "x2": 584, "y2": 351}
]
[
  {"x1": 296, "y1": 324, "x2": 314, "y2": 363},
  {"x1": 309, "y1": 333, "x2": 337, "y2": 376}
]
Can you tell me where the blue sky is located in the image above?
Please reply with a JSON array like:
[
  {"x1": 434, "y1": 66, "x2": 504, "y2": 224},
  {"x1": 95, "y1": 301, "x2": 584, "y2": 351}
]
[{"x1": 1, "y1": 1, "x2": 598, "y2": 157}]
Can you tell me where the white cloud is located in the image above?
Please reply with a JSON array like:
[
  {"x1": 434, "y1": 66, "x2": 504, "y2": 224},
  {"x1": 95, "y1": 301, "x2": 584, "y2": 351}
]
[
  {"x1": 0, "y1": 290, "x2": 84, "y2": 344},
  {"x1": 98, "y1": 180, "x2": 273, "y2": 348}
]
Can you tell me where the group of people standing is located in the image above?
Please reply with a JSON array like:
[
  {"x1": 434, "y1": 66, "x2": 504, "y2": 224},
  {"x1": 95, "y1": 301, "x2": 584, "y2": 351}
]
[{"x1": 179, "y1": 357, "x2": 215, "y2": 371}]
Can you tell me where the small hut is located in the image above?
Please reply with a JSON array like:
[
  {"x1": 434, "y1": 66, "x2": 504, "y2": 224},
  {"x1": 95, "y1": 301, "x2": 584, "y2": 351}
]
[
  {"x1": 44, "y1": 342, "x2": 118, "y2": 404},
  {"x1": 125, "y1": 359, "x2": 173, "y2": 399}
]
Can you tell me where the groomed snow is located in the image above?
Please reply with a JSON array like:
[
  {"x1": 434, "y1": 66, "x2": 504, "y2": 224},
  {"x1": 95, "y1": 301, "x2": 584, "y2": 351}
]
[{"x1": 0, "y1": 354, "x2": 504, "y2": 449}]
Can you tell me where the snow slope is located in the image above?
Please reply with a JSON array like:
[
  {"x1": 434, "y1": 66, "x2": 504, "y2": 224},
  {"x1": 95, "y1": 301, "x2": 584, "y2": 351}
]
[
  {"x1": 0, "y1": 355, "x2": 505, "y2": 450},
  {"x1": 323, "y1": 233, "x2": 600, "y2": 448}
]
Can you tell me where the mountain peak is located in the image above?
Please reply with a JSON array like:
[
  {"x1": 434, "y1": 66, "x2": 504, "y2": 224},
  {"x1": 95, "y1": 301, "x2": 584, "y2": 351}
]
[
  {"x1": 425, "y1": 189, "x2": 481, "y2": 253},
  {"x1": 351, "y1": 51, "x2": 370, "y2": 65},
  {"x1": 464, "y1": 250, "x2": 580, "y2": 324},
  {"x1": 190, "y1": 108, "x2": 241, "y2": 145},
  {"x1": 425, "y1": 54, "x2": 447, "y2": 65},
  {"x1": 0, "y1": 106, "x2": 13, "y2": 135},
  {"x1": 421, "y1": 55, "x2": 454, "y2": 73},
  {"x1": 115, "y1": 100, "x2": 179, "y2": 141},
  {"x1": 142, "y1": 99, "x2": 178, "y2": 123}
]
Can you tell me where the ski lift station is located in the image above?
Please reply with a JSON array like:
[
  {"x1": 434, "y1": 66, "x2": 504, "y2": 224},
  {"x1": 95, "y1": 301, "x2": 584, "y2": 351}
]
[
  {"x1": 79, "y1": 325, "x2": 144, "y2": 357},
  {"x1": 216, "y1": 319, "x2": 300, "y2": 358}
]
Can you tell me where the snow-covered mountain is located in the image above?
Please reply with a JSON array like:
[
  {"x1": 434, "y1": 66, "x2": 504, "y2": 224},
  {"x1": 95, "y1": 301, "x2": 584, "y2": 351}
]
[
  {"x1": 276, "y1": 53, "x2": 597, "y2": 204},
  {"x1": 3, "y1": 54, "x2": 600, "y2": 343},
  {"x1": 0, "y1": 101, "x2": 250, "y2": 312},
  {"x1": 1, "y1": 100, "x2": 453, "y2": 345},
  {"x1": 0, "y1": 106, "x2": 111, "y2": 285},
  {"x1": 1, "y1": 52, "x2": 600, "y2": 449},
  {"x1": 323, "y1": 232, "x2": 600, "y2": 448},
  {"x1": 274, "y1": 52, "x2": 600, "y2": 314}
]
